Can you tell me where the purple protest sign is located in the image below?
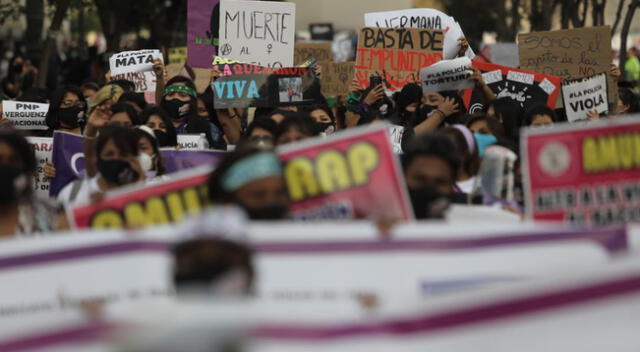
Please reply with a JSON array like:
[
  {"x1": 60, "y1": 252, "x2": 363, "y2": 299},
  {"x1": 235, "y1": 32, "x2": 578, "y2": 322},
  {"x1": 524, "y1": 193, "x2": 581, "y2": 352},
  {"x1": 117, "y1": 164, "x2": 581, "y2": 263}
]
[
  {"x1": 50, "y1": 131, "x2": 85, "y2": 197},
  {"x1": 161, "y1": 148, "x2": 225, "y2": 174},
  {"x1": 187, "y1": 0, "x2": 220, "y2": 68}
]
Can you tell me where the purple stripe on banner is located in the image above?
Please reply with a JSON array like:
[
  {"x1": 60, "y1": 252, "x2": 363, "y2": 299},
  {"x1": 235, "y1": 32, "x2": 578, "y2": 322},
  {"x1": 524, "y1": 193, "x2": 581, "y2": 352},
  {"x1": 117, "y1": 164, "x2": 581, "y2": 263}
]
[
  {"x1": 0, "y1": 321, "x2": 115, "y2": 351},
  {"x1": 0, "y1": 241, "x2": 168, "y2": 271},
  {"x1": 254, "y1": 273, "x2": 640, "y2": 340},
  {"x1": 254, "y1": 227, "x2": 627, "y2": 254}
]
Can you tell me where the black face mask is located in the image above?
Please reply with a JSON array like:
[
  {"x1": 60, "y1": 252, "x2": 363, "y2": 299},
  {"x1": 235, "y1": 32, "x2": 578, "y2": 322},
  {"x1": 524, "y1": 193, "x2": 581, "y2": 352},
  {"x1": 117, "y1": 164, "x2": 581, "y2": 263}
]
[
  {"x1": 162, "y1": 99, "x2": 191, "y2": 120},
  {"x1": 0, "y1": 166, "x2": 29, "y2": 205},
  {"x1": 244, "y1": 204, "x2": 289, "y2": 220},
  {"x1": 97, "y1": 159, "x2": 139, "y2": 186},
  {"x1": 58, "y1": 106, "x2": 84, "y2": 129},
  {"x1": 315, "y1": 122, "x2": 334, "y2": 134},
  {"x1": 153, "y1": 129, "x2": 171, "y2": 147},
  {"x1": 408, "y1": 186, "x2": 450, "y2": 219}
]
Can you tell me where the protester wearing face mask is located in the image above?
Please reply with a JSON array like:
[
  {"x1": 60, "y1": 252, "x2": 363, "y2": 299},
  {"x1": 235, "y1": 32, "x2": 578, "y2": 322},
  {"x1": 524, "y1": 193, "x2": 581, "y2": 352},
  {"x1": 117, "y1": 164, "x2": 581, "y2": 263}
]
[
  {"x1": 443, "y1": 125, "x2": 481, "y2": 197},
  {"x1": 304, "y1": 104, "x2": 336, "y2": 135},
  {"x1": 241, "y1": 117, "x2": 278, "y2": 148},
  {"x1": 173, "y1": 238, "x2": 254, "y2": 297},
  {"x1": 484, "y1": 97, "x2": 524, "y2": 144},
  {"x1": 0, "y1": 128, "x2": 69, "y2": 236},
  {"x1": 45, "y1": 86, "x2": 87, "y2": 136},
  {"x1": 135, "y1": 126, "x2": 167, "y2": 179},
  {"x1": 275, "y1": 113, "x2": 320, "y2": 145},
  {"x1": 160, "y1": 76, "x2": 224, "y2": 149},
  {"x1": 58, "y1": 125, "x2": 146, "y2": 206},
  {"x1": 80, "y1": 82, "x2": 99, "y2": 105},
  {"x1": 139, "y1": 106, "x2": 178, "y2": 148},
  {"x1": 110, "y1": 103, "x2": 140, "y2": 128},
  {"x1": 467, "y1": 114, "x2": 506, "y2": 138},
  {"x1": 208, "y1": 148, "x2": 289, "y2": 220},
  {"x1": 402, "y1": 133, "x2": 461, "y2": 219}
]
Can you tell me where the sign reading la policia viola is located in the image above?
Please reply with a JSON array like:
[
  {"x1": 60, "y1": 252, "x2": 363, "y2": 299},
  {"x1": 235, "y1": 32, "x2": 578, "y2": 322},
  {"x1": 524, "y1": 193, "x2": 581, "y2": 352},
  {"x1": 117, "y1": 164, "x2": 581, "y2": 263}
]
[
  {"x1": 278, "y1": 124, "x2": 414, "y2": 221},
  {"x1": 522, "y1": 116, "x2": 640, "y2": 227}
]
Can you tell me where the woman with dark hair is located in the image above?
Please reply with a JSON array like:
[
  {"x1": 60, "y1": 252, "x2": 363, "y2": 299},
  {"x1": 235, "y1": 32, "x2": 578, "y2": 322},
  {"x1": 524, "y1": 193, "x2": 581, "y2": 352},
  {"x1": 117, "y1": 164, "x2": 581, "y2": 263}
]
[
  {"x1": 442, "y1": 125, "x2": 481, "y2": 196},
  {"x1": 139, "y1": 106, "x2": 178, "y2": 147},
  {"x1": 110, "y1": 102, "x2": 140, "y2": 127},
  {"x1": 240, "y1": 117, "x2": 278, "y2": 147},
  {"x1": 135, "y1": 125, "x2": 167, "y2": 178},
  {"x1": 0, "y1": 127, "x2": 68, "y2": 236},
  {"x1": 523, "y1": 105, "x2": 558, "y2": 127},
  {"x1": 118, "y1": 91, "x2": 148, "y2": 113},
  {"x1": 275, "y1": 113, "x2": 320, "y2": 145},
  {"x1": 58, "y1": 125, "x2": 145, "y2": 206},
  {"x1": 160, "y1": 76, "x2": 224, "y2": 149},
  {"x1": 616, "y1": 87, "x2": 639, "y2": 115},
  {"x1": 484, "y1": 97, "x2": 524, "y2": 142},
  {"x1": 466, "y1": 114, "x2": 506, "y2": 138},
  {"x1": 45, "y1": 85, "x2": 87, "y2": 135},
  {"x1": 207, "y1": 147, "x2": 288, "y2": 220},
  {"x1": 303, "y1": 104, "x2": 336, "y2": 134}
]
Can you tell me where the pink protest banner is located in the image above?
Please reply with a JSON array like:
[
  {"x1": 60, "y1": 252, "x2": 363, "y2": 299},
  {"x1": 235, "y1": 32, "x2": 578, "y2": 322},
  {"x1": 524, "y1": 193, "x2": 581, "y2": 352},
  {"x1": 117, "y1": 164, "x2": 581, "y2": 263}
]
[
  {"x1": 522, "y1": 116, "x2": 640, "y2": 227},
  {"x1": 278, "y1": 124, "x2": 414, "y2": 220},
  {"x1": 187, "y1": 0, "x2": 220, "y2": 68},
  {"x1": 71, "y1": 167, "x2": 212, "y2": 229}
]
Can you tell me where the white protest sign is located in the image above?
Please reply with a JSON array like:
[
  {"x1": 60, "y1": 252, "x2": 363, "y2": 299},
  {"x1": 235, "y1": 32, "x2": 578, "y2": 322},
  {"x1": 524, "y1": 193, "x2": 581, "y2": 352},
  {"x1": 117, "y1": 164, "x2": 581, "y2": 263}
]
[
  {"x1": 109, "y1": 49, "x2": 163, "y2": 75},
  {"x1": 561, "y1": 72, "x2": 608, "y2": 122},
  {"x1": 388, "y1": 124, "x2": 404, "y2": 154},
  {"x1": 420, "y1": 57, "x2": 474, "y2": 93},
  {"x1": 1, "y1": 101, "x2": 49, "y2": 130},
  {"x1": 177, "y1": 134, "x2": 209, "y2": 150},
  {"x1": 364, "y1": 9, "x2": 474, "y2": 60},
  {"x1": 218, "y1": 0, "x2": 296, "y2": 68},
  {"x1": 26, "y1": 137, "x2": 53, "y2": 198}
]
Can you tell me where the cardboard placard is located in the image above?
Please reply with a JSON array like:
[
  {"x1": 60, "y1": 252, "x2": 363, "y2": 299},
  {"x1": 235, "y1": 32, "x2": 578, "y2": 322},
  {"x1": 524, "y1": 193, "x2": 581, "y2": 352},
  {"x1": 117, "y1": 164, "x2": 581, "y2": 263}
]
[
  {"x1": 109, "y1": 49, "x2": 163, "y2": 76},
  {"x1": 110, "y1": 71, "x2": 158, "y2": 94},
  {"x1": 354, "y1": 27, "x2": 444, "y2": 92},
  {"x1": 522, "y1": 116, "x2": 640, "y2": 226},
  {"x1": 1, "y1": 101, "x2": 49, "y2": 130},
  {"x1": 71, "y1": 167, "x2": 212, "y2": 229},
  {"x1": 212, "y1": 60, "x2": 322, "y2": 108},
  {"x1": 277, "y1": 124, "x2": 414, "y2": 220},
  {"x1": 168, "y1": 46, "x2": 188, "y2": 66},
  {"x1": 561, "y1": 72, "x2": 609, "y2": 122},
  {"x1": 218, "y1": 0, "x2": 296, "y2": 68},
  {"x1": 518, "y1": 26, "x2": 615, "y2": 105},
  {"x1": 49, "y1": 131, "x2": 85, "y2": 197},
  {"x1": 294, "y1": 42, "x2": 333, "y2": 66},
  {"x1": 462, "y1": 60, "x2": 562, "y2": 113},
  {"x1": 187, "y1": 0, "x2": 220, "y2": 68},
  {"x1": 420, "y1": 57, "x2": 474, "y2": 93},
  {"x1": 364, "y1": 8, "x2": 474, "y2": 60},
  {"x1": 26, "y1": 137, "x2": 53, "y2": 198},
  {"x1": 319, "y1": 61, "x2": 355, "y2": 96}
]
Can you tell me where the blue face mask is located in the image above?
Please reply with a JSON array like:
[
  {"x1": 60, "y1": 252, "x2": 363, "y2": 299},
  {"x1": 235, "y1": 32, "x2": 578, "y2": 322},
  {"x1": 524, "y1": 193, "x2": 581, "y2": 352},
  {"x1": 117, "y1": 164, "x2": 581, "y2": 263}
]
[{"x1": 474, "y1": 133, "x2": 498, "y2": 158}]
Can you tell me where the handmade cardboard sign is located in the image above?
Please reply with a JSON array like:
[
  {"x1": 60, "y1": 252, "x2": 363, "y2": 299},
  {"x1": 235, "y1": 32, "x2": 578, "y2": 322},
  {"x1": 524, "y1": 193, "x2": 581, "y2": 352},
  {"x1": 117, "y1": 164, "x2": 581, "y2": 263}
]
[
  {"x1": 354, "y1": 27, "x2": 444, "y2": 91},
  {"x1": 26, "y1": 137, "x2": 53, "y2": 198},
  {"x1": 1, "y1": 101, "x2": 48, "y2": 130},
  {"x1": 71, "y1": 167, "x2": 212, "y2": 229},
  {"x1": 319, "y1": 61, "x2": 355, "y2": 96},
  {"x1": 518, "y1": 26, "x2": 615, "y2": 104},
  {"x1": 364, "y1": 8, "x2": 474, "y2": 60},
  {"x1": 294, "y1": 42, "x2": 333, "y2": 66},
  {"x1": 109, "y1": 50, "x2": 163, "y2": 94},
  {"x1": 187, "y1": 0, "x2": 220, "y2": 68},
  {"x1": 561, "y1": 72, "x2": 608, "y2": 122},
  {"x1": 522, "y1": 116, "x2": 640, "y2": 226},
  {"x1": 218, "y1": 0, "x2": 296, "y2": 68},
  {"x1": 278, "y1": 124, "x2": 414, "y2": 220},
  {"x1": 462, "y1": 60, "x2": 562, "y2": 113},
  {"x1": 420, "y1": 56, "x2": 474, "y2": 93}
]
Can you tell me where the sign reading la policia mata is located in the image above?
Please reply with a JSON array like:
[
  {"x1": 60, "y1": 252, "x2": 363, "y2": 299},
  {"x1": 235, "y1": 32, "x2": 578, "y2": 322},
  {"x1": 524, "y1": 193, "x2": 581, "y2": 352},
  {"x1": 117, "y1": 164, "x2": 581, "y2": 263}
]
[
  {"x1": 70, "y1": 167, "x2": 212, "y2": 229},
  {"x1": 278, "y1": 124, "x2": 414, "y2": 221},
  {"x1": 354, "y1": 27, "x2": 444, "y2": 91},
  {"x1": 522, "y1": 116, "x2": 640, "y2": 227}
]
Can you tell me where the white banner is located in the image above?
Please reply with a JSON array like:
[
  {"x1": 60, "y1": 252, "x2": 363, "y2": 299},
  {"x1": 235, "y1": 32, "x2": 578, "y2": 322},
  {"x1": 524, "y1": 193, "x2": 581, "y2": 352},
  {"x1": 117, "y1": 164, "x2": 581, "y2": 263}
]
[
  {"x1": 561, "y1": 72, "x2": 608, "y2": 122},
  {"x1": 109, "y1": 49, "x2": 163, "y2": 76},
  {"x1": 420, "y1": 57, "x2": 474, "y2": 93},
  {"x1": 1, "y1": 101, "x2": 49, "y2": 130},
  {"x1": 177, "y1": 134, "x2": 209, "y2": 150},
  {"x1": 26, "y1": 136, "x2": 53, "y2": 198},
  {"x1": 218, "y1": 0, "x2": 296, "y2": 68},
  {"x1": 364, "y1": 9, "x2": 474, "y2": 60}
]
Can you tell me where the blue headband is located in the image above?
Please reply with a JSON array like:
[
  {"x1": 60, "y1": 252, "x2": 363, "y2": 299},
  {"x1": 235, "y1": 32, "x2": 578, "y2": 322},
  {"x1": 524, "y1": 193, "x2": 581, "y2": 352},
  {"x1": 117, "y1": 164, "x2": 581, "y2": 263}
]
[{"x1": 221, "y1": 152, "x2": 283, "y2": 192}]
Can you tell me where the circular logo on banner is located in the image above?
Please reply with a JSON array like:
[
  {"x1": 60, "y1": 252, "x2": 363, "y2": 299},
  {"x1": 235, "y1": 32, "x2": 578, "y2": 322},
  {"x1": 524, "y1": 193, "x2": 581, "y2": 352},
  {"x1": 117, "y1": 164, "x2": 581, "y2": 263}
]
[{"x1": 538, "y1": 142, "x2": 570, "y2": 177}]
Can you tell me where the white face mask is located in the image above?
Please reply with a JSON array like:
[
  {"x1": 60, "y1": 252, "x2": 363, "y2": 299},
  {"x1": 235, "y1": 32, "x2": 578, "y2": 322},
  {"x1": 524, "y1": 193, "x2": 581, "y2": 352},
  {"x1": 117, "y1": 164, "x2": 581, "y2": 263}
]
[{"x1": 138, "y1": 153, "x2": 154, "y2": 172}]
